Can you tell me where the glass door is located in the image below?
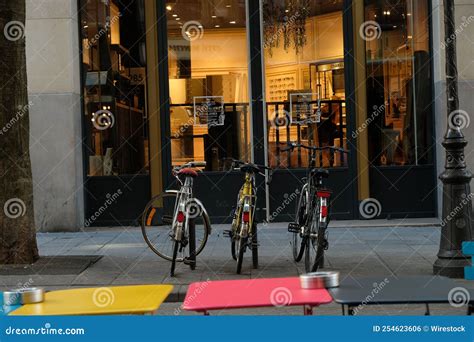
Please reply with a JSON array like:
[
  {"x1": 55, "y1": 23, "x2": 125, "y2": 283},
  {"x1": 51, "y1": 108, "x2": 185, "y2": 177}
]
[
  {"x1": 164, "y1": 0, "x2": 252, "y2": 222},
  {"x1": 262, "y1": 0, "x2": 356, "y2": 220}
]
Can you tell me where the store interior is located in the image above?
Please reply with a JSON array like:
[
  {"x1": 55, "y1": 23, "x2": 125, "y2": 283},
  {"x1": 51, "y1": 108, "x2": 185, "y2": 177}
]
[{"x1": 79, "y1": 0, "x2": 432, "y2": 177}]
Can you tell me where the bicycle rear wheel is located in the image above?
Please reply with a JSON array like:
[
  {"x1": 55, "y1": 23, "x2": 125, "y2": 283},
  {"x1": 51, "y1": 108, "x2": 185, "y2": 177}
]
[
  {"x1": 312, "y1": 223, "x2": 326, "y2": 272},
  {"x1": 305, "y1": 209, "x2": 326, "y2": 273},
  {"x1": 230, "y1": 205, "x2": 242, "y2": 261},
  {"x1": 292, "y1": 186, "x2": 308, "y2": 262},
  {"x1": 170, "y1": 240, "x2": 179, "y2": 277},
  {"x1": 305, "y1": 203, "x2": 320, "y2": 273},
  {"x1": 236, "y1": 236, "x2": 247, "y2": 274},
  {"x1": 141, "y1": 191, "x2": 210, "y2": 261}
]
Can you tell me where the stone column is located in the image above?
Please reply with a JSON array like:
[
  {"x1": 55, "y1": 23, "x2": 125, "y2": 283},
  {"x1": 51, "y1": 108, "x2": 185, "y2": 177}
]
[{"x1": 26, "y1": 0, "x2": 83, "y2": 231}]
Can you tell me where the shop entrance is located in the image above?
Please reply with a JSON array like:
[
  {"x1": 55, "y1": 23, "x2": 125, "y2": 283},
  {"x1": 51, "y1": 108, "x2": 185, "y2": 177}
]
[
  {"x1": 264, "y1": 2, "x2": 356, "y2": 220},
  {"x1": 162, "y1": 0, "x2": 357, "y2": 222}
]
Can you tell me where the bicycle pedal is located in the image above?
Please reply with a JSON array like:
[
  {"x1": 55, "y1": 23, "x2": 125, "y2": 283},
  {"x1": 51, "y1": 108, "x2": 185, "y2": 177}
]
[
  {"x1": 288, "y1": 222, "x2": 300, "y2": 233},
  {"x1": 183, "y1": 258, "x2": 196, "y2": 266},
  {"x1": 223, "y1": 230, "x2": 233, "y2": 238}
]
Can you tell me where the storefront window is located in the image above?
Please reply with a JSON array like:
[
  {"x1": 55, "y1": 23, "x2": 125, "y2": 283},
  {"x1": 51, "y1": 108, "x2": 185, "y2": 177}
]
[
  {"x1": 263, "y1": 0, "x2": 348, "y2": 169},
  {"x1": 364, "y1": 0, "x2": 433, "y2": 166},
  {"x1": 166, "y1": 0, "x2": 251, "y2": 171},
  {"x1": 79, "y1": 0, "x2": 149, "y2": 176}
]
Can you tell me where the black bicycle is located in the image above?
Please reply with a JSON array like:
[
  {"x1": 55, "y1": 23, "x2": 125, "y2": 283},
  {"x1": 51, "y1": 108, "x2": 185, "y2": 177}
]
[{"x1": 285, "y1": 142, "x2": 348, "y2": 272}]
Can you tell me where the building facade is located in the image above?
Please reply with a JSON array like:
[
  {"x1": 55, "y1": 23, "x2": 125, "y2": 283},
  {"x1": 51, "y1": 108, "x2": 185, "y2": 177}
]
[{"x1": 23, "y1": 0, "x2": 474, "y2": 231}]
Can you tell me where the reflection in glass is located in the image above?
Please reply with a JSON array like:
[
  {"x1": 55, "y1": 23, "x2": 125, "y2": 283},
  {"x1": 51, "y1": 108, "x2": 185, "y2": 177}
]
[
  {"x1": 263, "y1": 0, "x2": 348, "y2": 169},
  {"x1": 365, "y1": 0, "x2": 432, "y2": 166},
  {"x1": 80, "y1": 0, "x2": 150, "y2": 176},
  {"x1": 166, "y1": 1, "x2": 251, "y2": 171}
]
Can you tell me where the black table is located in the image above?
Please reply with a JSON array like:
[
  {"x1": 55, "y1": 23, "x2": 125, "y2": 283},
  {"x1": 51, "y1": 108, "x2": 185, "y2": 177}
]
[{"x1": 329, "y1": 275, "x2": 471, "y2": 315}]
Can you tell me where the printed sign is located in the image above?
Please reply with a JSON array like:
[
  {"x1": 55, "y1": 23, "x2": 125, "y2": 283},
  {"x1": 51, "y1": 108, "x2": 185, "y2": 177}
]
[
  {"x1": 193, "y1": 96, "x2": 225, "y2": 127},
  {"x1": 289, "y1": 93, "x2": 321, "y2": 124}
]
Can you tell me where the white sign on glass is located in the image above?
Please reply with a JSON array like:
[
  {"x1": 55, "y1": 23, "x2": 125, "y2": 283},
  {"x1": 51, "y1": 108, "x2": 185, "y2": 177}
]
[
  {"x1": 193, "y1": 96, "x2": 225, "y2": 127},
  {"x1": 289, "y1": 93, "x2": 321, "y2": 124}
]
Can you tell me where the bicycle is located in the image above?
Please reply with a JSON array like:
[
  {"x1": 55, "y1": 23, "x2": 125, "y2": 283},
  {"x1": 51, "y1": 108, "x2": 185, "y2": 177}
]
[
  {"x1": 284, "y1": 142, "x2": 348, "y2": 273},
  {"x1": 141, "y1": 161, "x2": 211, "y2": 277},
  {"x1": 224, "y1": 160, "x2": 273, "y2": 274}
]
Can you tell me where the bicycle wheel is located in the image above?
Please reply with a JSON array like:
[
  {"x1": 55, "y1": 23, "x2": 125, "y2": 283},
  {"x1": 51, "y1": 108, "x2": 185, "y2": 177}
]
[
  {"x1": 236, "y1": 236, "x2": 247, "y2": 274},
  {"x1": 293, "y1": 186, "x2": 308, "y2": 262},
  {"x1": 312, "y1": 225, "x2": 326, "y2": 272},
  {"x1": 304, "y1": 205, "x2": 320, "y2": 273},
  {"x1": 170, "y1": 240, "x2": 179, "y2": 277},
  {"x1": 230, "y1": 205, "x2": 242, "y2": 261},
  {"x1": 141, "y1": 191, "x2": 210, "y2": 261}
]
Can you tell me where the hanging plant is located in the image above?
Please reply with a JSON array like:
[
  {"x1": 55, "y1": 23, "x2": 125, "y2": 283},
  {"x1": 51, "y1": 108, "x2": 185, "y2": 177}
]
[{"x1": 263, "y1": 0, "x2": 310, "y2": 56}]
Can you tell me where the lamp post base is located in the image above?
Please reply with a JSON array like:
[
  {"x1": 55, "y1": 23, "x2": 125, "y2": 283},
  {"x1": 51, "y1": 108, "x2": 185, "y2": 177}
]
[{"x1": 433, "y1": 256, "x2": 469, "y2": 278}]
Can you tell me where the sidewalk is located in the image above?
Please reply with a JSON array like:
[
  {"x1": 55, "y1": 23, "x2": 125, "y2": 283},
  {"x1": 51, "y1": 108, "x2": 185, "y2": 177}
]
[{"x1": 3, "y1": 219, "x2": 472, "y2": 300}]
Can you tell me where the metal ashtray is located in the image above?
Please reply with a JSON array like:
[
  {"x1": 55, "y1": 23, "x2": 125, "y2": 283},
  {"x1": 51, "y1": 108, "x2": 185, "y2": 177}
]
[
  {"x1": 299, "y1": 271, "x2": 340, "y2": 289},
  {"x1": 3, "y1": 287, "x2": 45, "y2": 305}
]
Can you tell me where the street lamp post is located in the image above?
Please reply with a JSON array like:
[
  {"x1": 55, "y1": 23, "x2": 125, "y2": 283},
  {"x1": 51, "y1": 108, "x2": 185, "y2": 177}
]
[{"x1": 433, "y1": 0, "x2": 474, "y2": 278}]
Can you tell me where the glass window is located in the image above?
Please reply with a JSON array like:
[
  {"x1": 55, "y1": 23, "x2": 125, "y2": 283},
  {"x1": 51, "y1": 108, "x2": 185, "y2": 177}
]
[
  {"x1": 263, "y1": 0, "x2": 348, "y2": 169},
  {"x1": 364, "y1": 0, "x2": 433, "y2": 166},
  {"x1": 166, "y1": 0, "x2": 251, "y2": 171},
  {"x1": 79, "y1": 0, "x2": 149, "y2": 176}
]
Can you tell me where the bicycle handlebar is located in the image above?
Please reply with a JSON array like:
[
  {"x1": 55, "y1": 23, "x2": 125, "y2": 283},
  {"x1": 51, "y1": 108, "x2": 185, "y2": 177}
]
[
  {"x1": 281, "y1": 142, "x2": 349, "y2": 154},
  {"x1": 230, "y1": 159, "x2": 273, "y2": 184}
]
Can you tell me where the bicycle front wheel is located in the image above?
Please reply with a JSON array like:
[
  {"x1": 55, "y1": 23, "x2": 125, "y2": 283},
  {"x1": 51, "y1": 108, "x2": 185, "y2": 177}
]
[{"x1": 141, "y1": 191, "x2": 210, "y2": 261}]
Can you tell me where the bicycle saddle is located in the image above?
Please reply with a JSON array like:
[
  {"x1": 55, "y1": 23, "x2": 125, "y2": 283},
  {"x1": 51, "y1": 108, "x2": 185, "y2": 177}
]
[
  {"x1": 240, "y1": 163, "x2": 260, "y2": 174},
  {"x1": 311, "y1": 168, "x2": 329, "y2": 178},
  {"x1": 178, "y1": 168, "x2": 199, "y2": 178}
]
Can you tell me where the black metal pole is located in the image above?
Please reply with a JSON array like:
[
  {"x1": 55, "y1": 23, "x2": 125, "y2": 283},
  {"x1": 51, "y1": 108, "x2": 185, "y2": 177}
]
[{"x1": 433, "y1": 0, "x2": 474, "y2": 278}]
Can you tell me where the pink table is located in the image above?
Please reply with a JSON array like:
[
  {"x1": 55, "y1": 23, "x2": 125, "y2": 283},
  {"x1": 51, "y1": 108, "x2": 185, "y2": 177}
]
[{"x1": 183, "y1": 277, "x2": 333, "y2": 315}]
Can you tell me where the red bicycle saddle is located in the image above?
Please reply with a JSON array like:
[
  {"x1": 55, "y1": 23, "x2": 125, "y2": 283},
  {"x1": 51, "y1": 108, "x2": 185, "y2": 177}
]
[{"x1": 178, "y1": 168, "x2": 199, "y2": 178}]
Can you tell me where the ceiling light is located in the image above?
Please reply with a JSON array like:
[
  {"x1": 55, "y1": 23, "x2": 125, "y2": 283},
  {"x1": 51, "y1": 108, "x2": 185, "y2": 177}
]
[
  {"x1": 166, "y1": 5, "x2": 172, "y2": 11},
  {"x1": 215, "y1": 25, "x2": 220, "y2": 28},
  {"x1": 212, "y1": 15, "x2": 217, "y2": 18},
  {"x1": 176, "y1": 18, "x2": 180, "y2": 20},
  {"x1": 226, "y1": 4, "x2": 231, "y2": 8},
  {"x1": 229, "y1": 21, "x2": 236, "y2": 24}
]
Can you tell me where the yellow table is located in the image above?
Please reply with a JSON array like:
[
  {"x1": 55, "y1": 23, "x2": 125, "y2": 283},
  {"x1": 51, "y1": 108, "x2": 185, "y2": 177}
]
[{"x1": 10, "y1": 285, "x2": 173, "y2": 316}]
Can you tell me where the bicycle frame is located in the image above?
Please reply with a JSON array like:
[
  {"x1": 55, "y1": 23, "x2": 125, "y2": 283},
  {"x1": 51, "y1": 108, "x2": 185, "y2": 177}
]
[
  {"x1": 172, "y1": 176, "x2": 193, "y2": 241},
  {"x1": 233, "y1": 172, "x2": 257, "y2": 238}
]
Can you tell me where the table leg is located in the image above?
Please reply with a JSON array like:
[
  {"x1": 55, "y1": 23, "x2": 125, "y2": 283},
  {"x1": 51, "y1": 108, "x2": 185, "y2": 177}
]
[
  {"x1": 203, "y1": 311, "x2": 210, "y2": 316},
  {"x1": 341, "y1": 305, "x2": 346, "y2": 316},
  {"x1": 304, "y1": 305, "x2": 313, "y2": 315},
  {"x1": 424, "y1": 304, "x2": 430, "y2": 316},
  {"x1": 467, "y1": 303, "x2": 473, "y2": 316},
  {"x1": 348, "y1": 306, "x2": 354, "y2": 316}
]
